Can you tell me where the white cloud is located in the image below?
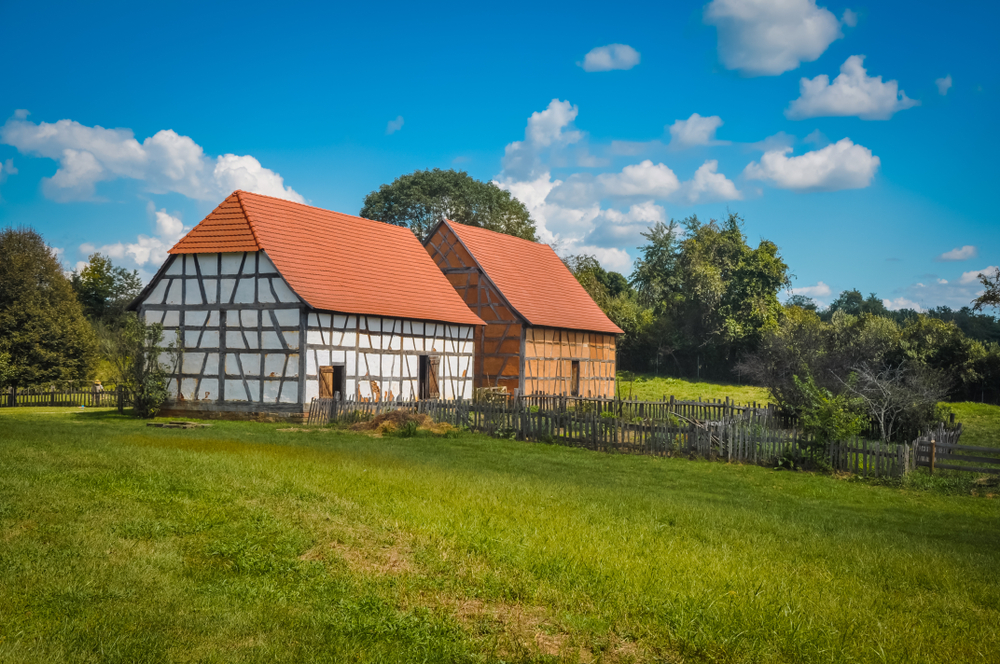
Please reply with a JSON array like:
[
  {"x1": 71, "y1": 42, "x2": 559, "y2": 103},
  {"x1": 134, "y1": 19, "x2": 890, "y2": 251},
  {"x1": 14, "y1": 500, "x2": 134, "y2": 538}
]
[
  {"x1": 0, "y1": 158, "x2": 17, "y2": 200},
  {"x1": 789, "y1": 280, "x2": 832, "y2": 298},
  {"x1": 786, "y1": 55, "x2": 920, "y2": 120},
  {"x1": 499, "y1": 99, "x2": 582, "y2": 181},
  {"x1": 960, "y1": 266, "x2": 999, "y2": 285},
  {"x1": 79, "y1": 203, "x2": 191, "y2": 270},
  {"x1": 578, "y1": 44, "x2": 641, "y2": 72},
  {"x1": 598, "y1": 160, "x2": 682, "y2": 199},
  {"x1": 937, "y1": 245, "x2": 977, "y2": 262},
  {"x1": 585, "y1": 201, "x2": 666, "y2": 247},
  {"x1": 385, "y1": 116, "x2": 404, "y2": 135},
  {"x1": 704, "y1": 0, "x2": 843, "y2": 76},
  {"x1": 883, "y1": 297, "x2": 924, "y2": 312},
  {"x1": 841, "y1": 9, "x2": 858, "y2": 27},
  {"x1": 1, "y1": 114, "x2": 303, "y2": 203},
  {"x1": 936, "y1": 74, "x2": 953, "y2": 96},
  {"x1": 743, "y1": 138, "x2": 880, "y2": 191},
  {"x1": 668, "y1": 113, "x2": 726, "y2": 149},
  {"x1": 679, "y1": 160, "x2": 742, "y2": 203}
]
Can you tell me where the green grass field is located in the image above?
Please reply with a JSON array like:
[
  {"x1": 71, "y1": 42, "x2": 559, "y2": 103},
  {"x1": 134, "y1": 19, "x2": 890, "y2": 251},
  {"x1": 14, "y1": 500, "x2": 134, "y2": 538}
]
[
  {"x1": 2, "y1": 408, "x2": 998, "y2": 663},
  {"x1": 616, "y1": 374, "x2": 771, "y2": 404}
]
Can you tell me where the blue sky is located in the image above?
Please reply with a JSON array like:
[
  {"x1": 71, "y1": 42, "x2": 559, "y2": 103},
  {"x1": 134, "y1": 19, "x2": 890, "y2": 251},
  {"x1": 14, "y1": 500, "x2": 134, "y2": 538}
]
[{"x1": 1, "y1": 0, "x2": 997, "y2": 310}]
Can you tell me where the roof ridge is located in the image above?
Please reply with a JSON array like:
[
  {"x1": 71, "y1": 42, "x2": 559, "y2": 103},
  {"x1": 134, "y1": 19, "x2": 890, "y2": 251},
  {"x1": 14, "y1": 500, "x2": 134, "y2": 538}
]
[
  {"x1": 446, "y1": 218, "x2": 547, "y2": 249},
  {"x1": 234, "y1": 191, "x2": 263, "y2": 250},
  {"x1": 235, "y1": 189, "x2": 416, "y2": 234}
]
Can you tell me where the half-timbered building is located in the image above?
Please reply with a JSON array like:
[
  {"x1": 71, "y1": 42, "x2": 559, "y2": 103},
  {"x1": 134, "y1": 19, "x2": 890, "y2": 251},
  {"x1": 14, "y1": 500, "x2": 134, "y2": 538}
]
[
  {"x1": 424, "y1": 220, "x2": 622, "y2": 398},
  {"x1": 131, "y1": 191, "x2": 484, "y2": 418}
]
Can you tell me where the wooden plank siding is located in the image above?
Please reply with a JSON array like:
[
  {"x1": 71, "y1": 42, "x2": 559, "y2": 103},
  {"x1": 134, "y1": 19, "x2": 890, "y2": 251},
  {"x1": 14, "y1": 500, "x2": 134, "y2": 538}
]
[{"x1": 425, "y1": 224, "x2": 617, "y2": 398}]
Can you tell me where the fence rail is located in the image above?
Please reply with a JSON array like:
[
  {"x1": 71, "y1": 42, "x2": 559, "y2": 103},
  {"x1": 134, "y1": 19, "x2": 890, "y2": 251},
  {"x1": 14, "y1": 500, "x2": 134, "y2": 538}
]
[
  {"x1": 915, "y1": 424, "x2": 1000, "y2": 475},
  {"x1": 1, "y1": 388, "x2": 130, "y2": 409},
  {"x1": 307, "y1": 396, "x2": 948, "y2": 478}
]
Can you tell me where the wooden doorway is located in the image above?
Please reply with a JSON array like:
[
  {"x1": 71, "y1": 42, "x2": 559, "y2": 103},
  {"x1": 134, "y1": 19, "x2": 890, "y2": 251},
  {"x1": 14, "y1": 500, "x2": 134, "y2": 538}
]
[
  {"x1": 419, "y1": 355, "x2": 440, "y2": 399},
  {"x1": 319, "y1": 365, "x2": 346, "y2": 400},
  {"x1": 570, "y1": 360, "x2": 580, "y2": 397}
]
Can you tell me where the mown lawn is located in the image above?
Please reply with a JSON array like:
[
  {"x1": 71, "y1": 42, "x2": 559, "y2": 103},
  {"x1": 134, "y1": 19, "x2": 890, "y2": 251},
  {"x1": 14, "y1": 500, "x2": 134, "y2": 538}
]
[{"x1": 1, "y1": 408, "x2": 998, "y2": 663}]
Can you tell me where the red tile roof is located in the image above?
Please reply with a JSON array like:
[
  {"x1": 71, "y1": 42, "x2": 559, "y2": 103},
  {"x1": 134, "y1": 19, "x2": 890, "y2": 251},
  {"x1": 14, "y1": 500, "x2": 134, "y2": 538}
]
[
  {"x1": 168, "y1": 191, "x2": 484, "y2": 326},
  {"x1": 441, "y1": 220, "x2": 623, "y2": 335}
]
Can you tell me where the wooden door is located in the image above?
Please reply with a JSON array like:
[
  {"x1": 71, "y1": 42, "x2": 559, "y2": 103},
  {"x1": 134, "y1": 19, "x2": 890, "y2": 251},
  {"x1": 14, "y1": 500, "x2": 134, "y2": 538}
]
[{"x1": 319, "y1": 366, "x2": 334, "y2": 398}]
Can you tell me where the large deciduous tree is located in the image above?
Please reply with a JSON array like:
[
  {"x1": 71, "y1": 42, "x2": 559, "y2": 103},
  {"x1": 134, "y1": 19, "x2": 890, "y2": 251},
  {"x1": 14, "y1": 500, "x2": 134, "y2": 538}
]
[
  {"x1": 972, "y1": 268, "x2": 1000, "y2": 313},
  {"x1": 360, "y1": 168, "x2": 537, "y2": 241},
  {"x1": 72, "y1": 252, "x2": 143, "y2": 323},
  {"x1": 0, "y1": 227, "x2": 98, "y2": 388}
]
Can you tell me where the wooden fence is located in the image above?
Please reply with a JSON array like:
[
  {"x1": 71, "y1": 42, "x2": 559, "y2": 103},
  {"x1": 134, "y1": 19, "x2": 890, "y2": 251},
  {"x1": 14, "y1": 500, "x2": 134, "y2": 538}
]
[
  {"x1": 915, "y1": 424, "x2": 1000, "y2": 475},
  {"x1": 1, "y1": 387, "x2": 130, "y2": 409},
  {"x1": 307, "y1": 397, "x2": 939, "y2": 478}
]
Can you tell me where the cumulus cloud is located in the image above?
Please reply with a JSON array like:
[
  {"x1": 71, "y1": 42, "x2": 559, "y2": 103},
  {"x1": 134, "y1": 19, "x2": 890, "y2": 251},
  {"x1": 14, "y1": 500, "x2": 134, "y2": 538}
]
[
  {"x1": 889, "y1": 268, "x2": 999, "y2": 310},
  {"x1": 678, "y1": 160, "x2": 742, "y2": 203},
  {"x1": 704, "y1": 0, "x2": 843, "y2": 76},
  {"x1": 598, "y1": 160, "x2": 682, "y2": 199},
  {"x1": 584, "y1": 201, "x2": 666, "y2": 250},
  {"x1": 841, "y1": 9, "x2": 858, "y2": 27},
  {"x1": 0, "y1": 114, "x2": 303, "y2": 203},
  {"x1": 936, "y1": 74, "x2": 953, "y2": 96},
  {"x1": 668, "y1": 113, "x2": 727, "y2": 149},
  {"x1": 79, "y1": 203, "x2": 191, "y2": 271},
  {"x1": 385, "y1": 116, "x2": 404, "y2": 135},
  {"x1": 743, "y1": 138, "x2": 880, "y2": 191},
  {"x1": 937, "y1": 245, "x2": 977, "y2": 261},
  {"x1": 883, "y1": 297, "x2": 924, "y2": 312},
  {"x1": 789, "y1": 281, "x2": 832, "y2": 298},
  {"x1": 499, "y1": 99, "x2": 582, "y2": 181},
  {"x1": 578, "y1": 44, "x2": 641, "y2": 72},
  {"x1": 960, "y1": 266, "x2": 999, "y2": 285},
  {"x1": 786, "y1": 55, "x2": 920, "y2": 120},
  {"x1": 0, "y1": 158, "x2": 17, "y2": 199}
]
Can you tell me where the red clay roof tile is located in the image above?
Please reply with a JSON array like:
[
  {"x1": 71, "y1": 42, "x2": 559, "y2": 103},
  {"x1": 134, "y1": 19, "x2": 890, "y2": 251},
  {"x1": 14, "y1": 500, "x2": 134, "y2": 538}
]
[
  {"x1": 169, "y1": 191, "x2": 484, "y2": 326},
  {"x1": 441, "y1": 220, "x2": 623, "y2": 335}
]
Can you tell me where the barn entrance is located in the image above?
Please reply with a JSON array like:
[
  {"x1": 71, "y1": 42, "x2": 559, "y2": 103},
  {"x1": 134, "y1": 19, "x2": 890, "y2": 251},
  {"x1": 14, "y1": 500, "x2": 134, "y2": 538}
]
[
  {"x1": 319, "y1": 365, "x2": 346, "y2": 400},
  {"x1": 418, "y1": 355, "x2": 440, "y2": 399}
]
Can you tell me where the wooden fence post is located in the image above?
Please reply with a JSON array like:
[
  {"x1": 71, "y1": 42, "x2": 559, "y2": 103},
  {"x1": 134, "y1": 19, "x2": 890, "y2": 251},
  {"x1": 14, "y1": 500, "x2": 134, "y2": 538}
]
[{"x1": 930, "y1": 437, "x2": 936, "y2": 475}]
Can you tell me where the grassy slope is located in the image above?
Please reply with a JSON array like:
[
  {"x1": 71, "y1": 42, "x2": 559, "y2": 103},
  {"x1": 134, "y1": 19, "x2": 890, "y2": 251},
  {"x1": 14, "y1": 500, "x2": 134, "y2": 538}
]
[
  {"x1": 946, "y1": 402, "x2": 1000, "y2": 448},
  {"x1": 616, "y1": 374, "x2": 771, "y2": 405},
  {"x1": 1, "y1": 409, "x2": 998, "y2": 663}
]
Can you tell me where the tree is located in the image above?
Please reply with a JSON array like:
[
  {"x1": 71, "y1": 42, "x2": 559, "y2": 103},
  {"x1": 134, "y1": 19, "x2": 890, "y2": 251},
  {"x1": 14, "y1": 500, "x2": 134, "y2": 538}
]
[
  {"x1": 785, "y1": 294, "x2": 818, "y2": 311},
  {"x1": 842, "y1": 362, "x2": 949, "y2": 443},
  {"x1": 360, "y1": 168, "x2": 537, "y2": 241},
  {"x1": 972, "y1": 267, "x2": 1000, "y2": 313},
  {"x1": 0, "y1": 227, "x2": 98, "y2": 389},
  {"x1": 100, "y1": 314, "x2": 176, "y2": 417},
  {"x1": 793, "y1": 373, "x2": 867, "y2": 452},
  {"x1": 71, "y1": 252, "x2": 143, "y2": 322},
  {"x1": 822, "y1": 289, "x2": 889, "y2": 320}
]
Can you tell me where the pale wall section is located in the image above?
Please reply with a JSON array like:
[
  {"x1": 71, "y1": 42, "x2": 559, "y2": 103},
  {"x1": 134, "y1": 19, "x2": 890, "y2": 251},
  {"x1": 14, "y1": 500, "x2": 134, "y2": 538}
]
[
  {"x1": 304, "y1": 315, "x2": 475, "y2": 402},
  {"x1": 138, "y1": 251, "x2": 304, "y2": 406}
]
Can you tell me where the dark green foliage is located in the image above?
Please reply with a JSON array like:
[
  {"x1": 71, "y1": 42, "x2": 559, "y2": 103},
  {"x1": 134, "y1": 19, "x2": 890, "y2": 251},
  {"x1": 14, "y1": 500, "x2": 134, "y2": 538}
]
[
  {"x1": 821, "y1": 288, "x2": 889, "y2": 319},
  {"x1": 785, "y1": 294, "x2": 818, "y2": 311},
  {"x1": 101, "y1": 314, "x2": 175, "y2": 417},
  {"x1": 360, "y1": 168, "x2": 537, "y2": 241},
  {"x1": 71, "y1": 252, "x2": 143, "y2": 322},
  {"x1": 793, "y1": 374, "x2": 867, "y2": 450},
  {"x1": 0, "y1": 227, "x2": 98, "y2": 388}
]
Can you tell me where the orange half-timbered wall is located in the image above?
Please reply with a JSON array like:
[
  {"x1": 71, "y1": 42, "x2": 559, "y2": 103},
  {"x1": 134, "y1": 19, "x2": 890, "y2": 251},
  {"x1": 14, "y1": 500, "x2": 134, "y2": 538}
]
[
  {"x1": 523, "y1": 328, "x2": 616, "y2": 398},
  {"x1": 425, "y1": 225, "x2": 522, "y2": 393}
]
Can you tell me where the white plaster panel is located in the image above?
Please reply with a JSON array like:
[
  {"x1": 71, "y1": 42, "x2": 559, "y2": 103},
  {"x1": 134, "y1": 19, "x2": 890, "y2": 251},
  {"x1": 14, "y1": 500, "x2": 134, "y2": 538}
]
[
  {"x1": 346, "y1": 378, "x2": 356, "y2": 399},
  {"x1": 259, "y1": 252, "x2": 277, "y2": 273},
  {"x1": 388, "y1": 335, "x2": 401, "y2": 351},
  {"x1": 307, "y1": 330, "x2": 324, "y2": 346},
  {"x1": 165, "y1": 257, "x2": 183, "y2": 276},
  {"x1": 332, "y1": 350, "x2": 345, "y2": 364},
  {"x1": 234, "y1": 279, "x2": 255, "y2": 304},
  {"x1": 166, "y1": 279, "x2": 182, "y2": 305},
  {"x1": 308, "y1": 313, "x2": 320, "y2": 328},
  {"x1": 159, "y1": 352, "x2": 174, "y2": 370},
  {"x1": 258, "y1": 278, "x2": 275, "y2": 303},
  {"x1": 347, "y1": 351, "x2": 356, "y2": 376},
  {"x1": 262, "y1": 331, "x2": 281, "y2": 350},
  {"x1": 226, "y1": 310, "x2": 239, "y2": 326},
  {"x1": 203, "y1": 279, "x2": 217, "y2": 304},
  {"x1": 274, "y1": 309, "x2": 299, "y2": 327},
  {"x1": 163, "y1": 310, "x2": 180, "y2": 327},
  {"x1": 305, "y1": 379, "x2": 318, "y2": 402},
  {"x1": 225, "y1": 379, "x2": 247, "y2": 401},
  {"x1": 166, "y1": 379, "x2": 178, "y2": 398},
  {"x1": 225, "y1": 331, "x2": 245, "y2": 349},
  {"x1": 333, "y1": 314, "x2": 347, "y2": 329},
  {"x1": 181, "y1": 378, "x2": 198, "y2": 399},
  {"x1": 264, "y1": 353, "x2": 285, "y2": 378},
  {"x1": 412, "y1": 321, "x2": 424, "y2": 336},
  {"x1": 221, "y1": 253, "x2": 244, "y2": 275},
  {"x1": 272, "y1": 277, "x2": 298, "y2": 303},
  {"x1": 184, "y1": 331, "x2": 200, "y2": 348},
  {"x1": 206, "y1": 311, "x2": 220, "y2": 327},
  {"x1": 342, "y1": 331, "x2": 358, "y2": 348},
  {"x1": 200, "y1": 378, "x2": 219, "y2": 400},
  {"x1": 241, "y1": 354, "x2": 261, "y2": 375},
  {"x1": 366, "y1": 317, "x2": 381, "y2": 333},
  {"x1": 358, "y1": 333, "x2": 371, "y2": 349},
  {"x1": 185, "y1": 280, "x2": 202, "y2": 305},
  {"x1": 315, "y1": 349, "x2": 331, "y2": 367},
  {"x1": 220, "y1": 279, "x2": 235, "y2": 303},
  {"x1": 204, "y1": 353, "x2": 219, "y2": 375},
  {"x1": 187, "y1": 311, "x2": 208, "y2": 327},
  {"x1": 146, "y1": 280, "x2": 167, "y2": 305},
  {"x1": 182, "y1": 352, "x2": 204, "y2": 374},
  {"x1": 241, "y1": 310, "x2": 258, "y2": 328},
  {"x1": 197, "y1": 254, "x2": 218, "y2": 276},
  {"x1": 279, "y1": 381, "x2": 298, "y2": 404},
  {"x1": 401, "y1": 337, "x2": 415, "y2": 352},
  {"x1": 199, "y1": 330, "x2": 219, "y2": 348},
  {"x1": 283, "y1": 331, "x2": 300, "y2": 350},
  {"x1": 285, "y1": 358, "x2": 298, "y2": 378},
  {"x1": 244, "y1": 332, "x2": 259, "y2": 350},
  {"x1": 144, "y1": 309, "x2": 164, "y2": 325},
  {"x1": 361, "y1": 353, "x2": 380, "y2": 377},
  {"x1": 401, "y1": 321, "x2": 411, "y2": 335},
  {"x1": 448, "y1": 325, "x2": 459, "y2": 339},
  {"x1": 161, "y1": 330, "x2": 178, "y2": 347},
  {"x1": 225, "y1": 354, "x2": 241, "y2": 375},
  {"x1": 405, "y1": 355, "x2": 418, "y2": 378},
  {"x1": 245, "y1": 380, "x2": 260, "y2": 401},
  {"x1": 263, "y1": 380, "x2": 280, "y2": 403},
  {"x1": 356, "y1": 379, "x2": 371, "y2": 399},
  {"x1": 306, "y1": 351, "x2": 316, "y2": 375}
]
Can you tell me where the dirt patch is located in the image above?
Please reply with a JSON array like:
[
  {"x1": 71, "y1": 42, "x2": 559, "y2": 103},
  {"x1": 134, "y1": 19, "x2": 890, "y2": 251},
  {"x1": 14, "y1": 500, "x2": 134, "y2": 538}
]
[
  {"x1": 347, "y1": 410, "x2": 458, "y2": 436},
  {"x1": 299, "y1": 534, "x2": 415, "y2": 575}
]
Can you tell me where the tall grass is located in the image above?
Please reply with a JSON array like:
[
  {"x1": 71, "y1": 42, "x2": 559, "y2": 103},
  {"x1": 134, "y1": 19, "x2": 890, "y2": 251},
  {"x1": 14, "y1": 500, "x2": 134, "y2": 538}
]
[{"x1": 1, "y1": 408, "x2": 998, "y2": 663}]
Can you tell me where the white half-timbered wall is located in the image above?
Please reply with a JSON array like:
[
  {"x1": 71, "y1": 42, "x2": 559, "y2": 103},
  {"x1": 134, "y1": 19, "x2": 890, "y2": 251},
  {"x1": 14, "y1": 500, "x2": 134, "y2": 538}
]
[
  {"x1": 137, "y1": 250, "x2": 477, "y2": 409},
  {"x1": 304, "y1": 314, "x2": 475, "y2": 402},
  {"x1": 137, "y1": 251, "x2": 304, "y2": 405}
]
